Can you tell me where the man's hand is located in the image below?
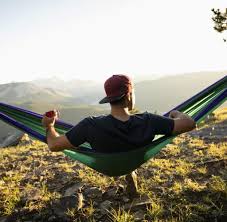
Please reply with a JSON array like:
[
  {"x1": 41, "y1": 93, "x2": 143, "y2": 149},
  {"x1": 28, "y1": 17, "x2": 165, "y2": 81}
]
[
  {"x1": 42, "y1": 110, "x2": 59, "y2": 128},
  {"x1": 169, "y1": 110, "x2": 182, "y2": 119},
  {"x1": 169, "y1": 110, "x2": 196, "y2": 134},
  {"x1": 41, "y1": 110, "x2": 74, "y2": 152}
]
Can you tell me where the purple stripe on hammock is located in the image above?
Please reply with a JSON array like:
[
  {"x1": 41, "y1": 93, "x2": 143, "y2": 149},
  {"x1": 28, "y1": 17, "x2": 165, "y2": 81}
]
[
  {"x1": 0, "y1": 112, "x2": 46, "y2": 142},
  {"x1": 194, "y1": 89, "x2": 227, "y2": 122},
  {"x1": 0, "y1": 102, "x2": 73, "y2": 129},
  {"x1": 0, "y1": 90, "x2": 225, "y2": 147}
]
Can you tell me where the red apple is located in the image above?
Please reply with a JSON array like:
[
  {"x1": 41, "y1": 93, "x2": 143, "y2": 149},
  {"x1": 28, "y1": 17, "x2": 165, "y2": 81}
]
[{"x1": 45, "y1": 110, "x2": 55, "y2": 118}]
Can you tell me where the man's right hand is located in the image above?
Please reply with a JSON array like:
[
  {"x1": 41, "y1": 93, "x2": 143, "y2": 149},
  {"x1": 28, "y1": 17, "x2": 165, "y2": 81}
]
[
  {"x1": 169, "y1": 110, "x2": 196, "y2": 135},
  {"x1": 169, "y1": 110, "x2": 182, "y2": 119}
]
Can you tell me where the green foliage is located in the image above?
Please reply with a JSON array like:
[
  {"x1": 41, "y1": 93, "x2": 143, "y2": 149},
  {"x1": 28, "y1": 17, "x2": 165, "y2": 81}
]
[
  {"x1": 212, "y1": 8, "x2": 227, "y2": 41},
  {"x1": 212, "y1": 8, "x2": 227, "y2": 33}
]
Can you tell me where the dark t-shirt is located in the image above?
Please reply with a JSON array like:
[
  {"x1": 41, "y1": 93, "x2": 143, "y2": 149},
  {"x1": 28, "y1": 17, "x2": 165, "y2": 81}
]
[{"x1": 65, "y1": 112, "x2": 174, "y2": 153}]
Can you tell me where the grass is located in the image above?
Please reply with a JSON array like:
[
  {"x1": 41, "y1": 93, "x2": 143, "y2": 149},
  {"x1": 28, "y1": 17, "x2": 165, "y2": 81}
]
[
  {"x1": 77, "y1": 167, "x2": 114, "y2": 189},
  {"x1": 146, "y1": 198, "x2": 164, "y2": 220},
  {"x1": 0, "y1": 173, "x2": 21, "y2": 215},
  {"x1": 0, "y1": 108, "x2": 226, "y2": 221},
  {"x1": 109, "y1": 208, "x2": 134, "y2": 222}
]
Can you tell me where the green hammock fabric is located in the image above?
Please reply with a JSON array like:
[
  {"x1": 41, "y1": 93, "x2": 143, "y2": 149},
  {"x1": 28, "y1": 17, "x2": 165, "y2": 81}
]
[
  {"x1": 63, "y1": 84, "x2": 226, "y2": 176},
  {"x1": 0, "y1": 76, "x2": 226, "y2": 176}
]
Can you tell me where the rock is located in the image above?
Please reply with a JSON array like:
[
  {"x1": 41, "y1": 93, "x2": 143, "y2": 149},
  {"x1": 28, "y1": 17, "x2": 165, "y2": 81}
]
[
  {"x1": 122, "y1": 196, "x2": 130, "y2": 203},
  {"x1": 124, "y1": 194, "x2": 152, "y2": 210},
  {"x1": 100, "y1": 200, "x2": 112, "y2": 214},
  {"x1": 0, "y1": 217, "x2": 7, "y2": 222},
  {"x1": 53, "y1": 194, "x2": 84, "y2": 217},
  {"x1": 64, "y1": 182, "x2": 83, "y2": 197},
  {"x1": 48, "y1": 215, "x2": 57, "y2": 222},
  {"x1": 103, "y1": 186, "x2": 118, "y2": 198},
  {"x1": 18, "y1": 133, "x2": 33, "y2": 146},
  {"x1": 33, "y1": 214, "x2": 42, "y2": 221},
  {"x1": 134, "y1": 210, "x2": 145, "y2": 221},
  {"x1": 84, "y1": 187, "x2": 102, "y2": 199},
  {"x1": 93, "y1": 201, "x2": 99, "y2": 207},
  {"x1": 93, "y1": 211, "x2": 103, "y2": 220},
  {"x1": 0, "y1": 132, "x2": 24, "y2": 147},
  {"x1": 0, "y1": 132, "x2": 33, "y2": 148},
  {"x1": 23, "y1": 188, "x2": 42, "y2": 201}
]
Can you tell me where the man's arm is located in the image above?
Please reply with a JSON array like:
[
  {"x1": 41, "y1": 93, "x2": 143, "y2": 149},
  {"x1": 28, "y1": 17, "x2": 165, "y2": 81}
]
[
  {"x1": 169, "y1": 110, "x2": 196, "y2": 134},
  {"x1": 46, "y1": 126, "x2": 75, "y2": 151},
  {"x1": 42, "y1": 112, "x2": 75, "y2": 152}
]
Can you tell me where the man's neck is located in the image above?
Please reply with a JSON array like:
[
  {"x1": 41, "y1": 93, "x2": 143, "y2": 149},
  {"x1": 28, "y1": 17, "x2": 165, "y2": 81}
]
[{"x1": 110, "y1": 107, "x2": 131, "y2": 122}]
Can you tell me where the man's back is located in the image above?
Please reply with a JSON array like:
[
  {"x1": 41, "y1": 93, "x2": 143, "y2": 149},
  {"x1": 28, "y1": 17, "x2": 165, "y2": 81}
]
[
  {"x1": 65, "y1": 112, "x2": 174, "y2": 153},
  {"x1": 42, "y1": 74, "x2": 195, "y2": 153}
]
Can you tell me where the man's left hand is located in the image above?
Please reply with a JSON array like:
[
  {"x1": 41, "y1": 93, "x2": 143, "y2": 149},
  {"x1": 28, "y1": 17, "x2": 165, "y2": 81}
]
[{"x1": 42, "y1": 110, "x2": 59, "y2": 128}]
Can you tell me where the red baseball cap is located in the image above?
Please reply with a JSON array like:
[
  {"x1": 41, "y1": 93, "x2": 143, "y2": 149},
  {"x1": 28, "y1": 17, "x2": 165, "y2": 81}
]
[{"x1": 99, "y1": 74, "x2": 133, "y2": 104}]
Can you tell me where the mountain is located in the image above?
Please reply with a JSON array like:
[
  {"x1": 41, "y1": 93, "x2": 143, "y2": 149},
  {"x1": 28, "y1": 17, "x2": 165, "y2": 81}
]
[
  {"x1": 135, "y1": 71, "x2": 226, "y2": 113},
  {"x1": 27, "y1": 71, "x2": 227, "y2": 110},
  {"x1": 0, "y1": 82, "x2": 72, "y2": 104},
  {"x1": 0, "y1": 81, "x2": 106, "y2": 142},
  {"x1": 32, "y1": 77, "x2": 103, "y2": 104}
]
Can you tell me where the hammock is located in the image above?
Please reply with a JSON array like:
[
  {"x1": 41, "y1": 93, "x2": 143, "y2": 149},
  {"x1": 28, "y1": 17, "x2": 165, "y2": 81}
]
[{"x1": 0, "y1": 76, "x2": 226, "y2": 176}]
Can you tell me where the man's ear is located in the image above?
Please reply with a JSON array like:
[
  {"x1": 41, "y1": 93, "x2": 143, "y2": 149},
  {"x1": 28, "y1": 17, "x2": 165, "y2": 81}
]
[
  {"x1": 127, "y1": 93, "x2": 133, "y2": 110},
  {"x1": 126, "y1": 93, "x2": 131, "y2": 102},
  {"x1": 129, "y1": 92, "x2": 133, "y2": 101}
]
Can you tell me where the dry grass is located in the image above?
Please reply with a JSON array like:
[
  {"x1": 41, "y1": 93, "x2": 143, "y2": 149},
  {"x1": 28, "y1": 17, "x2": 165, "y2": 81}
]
[{"x1": 0, "y1": 108, "x2": 226, "y2": 221}]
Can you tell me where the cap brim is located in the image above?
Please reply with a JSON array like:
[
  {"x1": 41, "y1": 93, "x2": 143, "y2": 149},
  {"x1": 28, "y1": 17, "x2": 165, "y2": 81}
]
[{"x1": 99, "y1": 94, "x2": 125, "y2": 104}]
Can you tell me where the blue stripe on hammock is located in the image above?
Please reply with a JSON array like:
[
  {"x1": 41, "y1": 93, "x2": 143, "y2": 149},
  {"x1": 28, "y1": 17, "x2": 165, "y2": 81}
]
[
  {"x1": 0, "y1": 111, "x2": 46, "y2": 142},
  {"x1": 164, "y1": 75, "x2": 226, "y2": 117},
  {"x1": 0, "y1": 102, "x2": 73, "y2": 129},
  {"x1": 0, "y1": 89, "x2": 226, "y2": 146},
  {"x1": 194, "y1": 89, "x2": 227, "y2": 122}
]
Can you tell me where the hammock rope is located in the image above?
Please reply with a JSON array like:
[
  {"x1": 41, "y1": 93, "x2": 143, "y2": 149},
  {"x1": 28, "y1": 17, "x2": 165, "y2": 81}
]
[{"x1": 0, "y1": 76, "x2": 226, "y2": 176}]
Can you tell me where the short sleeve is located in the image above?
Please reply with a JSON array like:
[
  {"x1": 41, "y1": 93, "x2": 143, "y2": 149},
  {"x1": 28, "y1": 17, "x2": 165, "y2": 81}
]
[
  {"x1": 65, "y1": 118, "x2": 88, "y2": 147},
  {"x1": 148, "y1": 113, "x2": 174, "y2": 136}
]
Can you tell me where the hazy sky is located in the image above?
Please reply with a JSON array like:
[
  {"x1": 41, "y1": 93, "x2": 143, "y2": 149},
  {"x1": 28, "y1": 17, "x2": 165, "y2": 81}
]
[{"x1": 0, "y1": 0, "x2": 227, "y2": 83}]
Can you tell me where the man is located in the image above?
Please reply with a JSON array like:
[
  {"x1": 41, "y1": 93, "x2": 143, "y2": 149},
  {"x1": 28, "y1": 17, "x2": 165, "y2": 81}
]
[{"x1": 42, "y1": 75, "x2": 196, "y2": 195}]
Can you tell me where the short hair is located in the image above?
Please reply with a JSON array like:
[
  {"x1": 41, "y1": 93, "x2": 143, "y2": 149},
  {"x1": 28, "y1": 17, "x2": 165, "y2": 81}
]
[{"x1": 109, "y1": 95, "x2": 127, "y2": 106}]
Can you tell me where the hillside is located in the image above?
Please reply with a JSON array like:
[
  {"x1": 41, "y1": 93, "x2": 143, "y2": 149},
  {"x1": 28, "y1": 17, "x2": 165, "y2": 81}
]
[
  {"x1": 135, "y1": 71, "x2": 226, "y2": 112},
  {"x1": 0, "y1": 79, "x2": 106, "y2": 141},
  {"x1": 1, "y1": 71, "x2": 225, "y2": 110},
  {"x1": 0, "y1": 108, "x2": 226, "y2": 222},
  {"x1": 0, "y1": 82, "x2": 72, "y2": 104},
  {"x1": 31, "y1": 71, "x2": 226, "y2": 110},
  {"x1": 32, "y1": 78, "x2": 103, "y2": 104}
]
